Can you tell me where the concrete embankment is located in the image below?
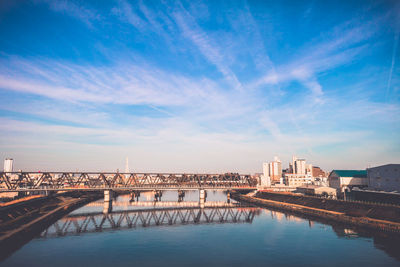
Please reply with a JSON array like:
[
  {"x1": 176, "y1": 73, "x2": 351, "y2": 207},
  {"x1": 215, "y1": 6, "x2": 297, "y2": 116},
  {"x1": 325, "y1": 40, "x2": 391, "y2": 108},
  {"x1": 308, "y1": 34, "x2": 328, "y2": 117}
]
[
  {"x1": 0, "y1": 192, "x2": 101, "y2": 260},
  {"x1": 232, "y1": 191, "x2": 400, "y2": 233}
]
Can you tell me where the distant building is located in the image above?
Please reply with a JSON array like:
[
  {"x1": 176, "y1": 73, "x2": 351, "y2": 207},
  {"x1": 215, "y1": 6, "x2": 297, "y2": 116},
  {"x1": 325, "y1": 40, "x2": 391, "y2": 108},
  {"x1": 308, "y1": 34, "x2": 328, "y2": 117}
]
[
  {"x1": 312, "y1": 166, "x2": 326, "y2": 178},
  {"x1": 261, "y1": 156, "x2": 282, "y2": 186},
  {"x1": 328, "y1": 170, "x2": 367, "y2": 193},
  {"x1": 285, "y1": 156, "x2": 313, "y2": 187},
  {"x1": 367, "y1": 164, "x2": 400, "y2": 193},
  {"x1": 261, "y1": 162, "x2": 271, "y2": 186},
  {"x1": 290, "y1": 156, "x2": 307, "y2": 175},
  {"x1": 3, "y1": 158, "x2": 13, "y2": 173},
  {"x1": 296, "y1": 185, "x2": 337, "y2": 199},
  {"x1": 285, "y1": 173, "x2": 313, "y2": 187},
  {"x1": 269, "y1": 156, "x2": 282, "y2": 184},
  {"x1": 312, "y1": 166, "x2": 328, "y2": 186}
]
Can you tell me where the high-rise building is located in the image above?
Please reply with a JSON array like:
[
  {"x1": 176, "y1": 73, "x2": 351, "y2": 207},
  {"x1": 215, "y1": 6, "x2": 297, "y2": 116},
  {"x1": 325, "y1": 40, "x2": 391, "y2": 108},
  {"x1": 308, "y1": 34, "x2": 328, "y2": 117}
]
[
  {"x1": 261, "y1": 162, "x2": 271, "y2": 186},
  {"x1": 292, "y1": 156, "x2": 306, "y2": 175},
  {"x1": 261, "y1": 156, "x2": 282, "y2": 185},
  {"x1": 269, "y1": 156, "x2": 282, "y2": 184},
  {"x1": 4, "y1": 158, "x2": 13, "y2": 173},
  {"x1": 285, "y1": 156, "x2": 313, "y2": 187}
]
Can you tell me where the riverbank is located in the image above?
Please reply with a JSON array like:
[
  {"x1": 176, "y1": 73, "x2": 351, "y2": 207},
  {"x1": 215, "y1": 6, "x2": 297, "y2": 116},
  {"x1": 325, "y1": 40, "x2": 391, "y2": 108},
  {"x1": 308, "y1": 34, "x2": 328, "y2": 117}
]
[
  {"x1": 232, "y1": 191, "x2": 400, "y2": 233},
  {"x1": 0, "y1": 191, "x2": 102, "y2": 260}
]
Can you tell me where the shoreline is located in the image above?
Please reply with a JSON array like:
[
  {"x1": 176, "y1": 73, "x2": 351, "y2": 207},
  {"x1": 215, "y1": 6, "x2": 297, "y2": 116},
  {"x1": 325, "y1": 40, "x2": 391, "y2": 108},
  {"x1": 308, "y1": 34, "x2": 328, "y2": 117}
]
[
  {"x1": 0, "y1": 192, "x2": 101, "y2": 261},
  {"x1": 232, "y1": 192, "x2": 400, "y2": 234}
]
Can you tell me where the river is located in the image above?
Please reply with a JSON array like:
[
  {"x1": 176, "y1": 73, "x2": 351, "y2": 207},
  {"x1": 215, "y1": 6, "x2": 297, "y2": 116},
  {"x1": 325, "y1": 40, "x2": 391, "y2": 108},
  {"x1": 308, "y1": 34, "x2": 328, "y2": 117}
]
[{"x1": 1, "y1": 190, "x2": 400, "y2": 266}]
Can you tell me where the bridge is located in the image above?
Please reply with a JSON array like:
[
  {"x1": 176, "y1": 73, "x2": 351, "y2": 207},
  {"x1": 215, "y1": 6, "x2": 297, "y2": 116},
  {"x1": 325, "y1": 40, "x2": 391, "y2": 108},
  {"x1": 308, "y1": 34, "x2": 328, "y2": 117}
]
[
  {"x1": 40, "y1": 206, "x2": 259, "y2": 238},
  {"x1": 0, "y1": 172, "x2": 258, "y2": 192}
]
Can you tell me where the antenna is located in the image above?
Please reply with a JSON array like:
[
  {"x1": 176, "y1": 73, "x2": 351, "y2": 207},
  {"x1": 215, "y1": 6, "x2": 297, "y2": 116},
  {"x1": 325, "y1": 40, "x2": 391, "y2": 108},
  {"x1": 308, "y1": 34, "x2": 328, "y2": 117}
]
[{"x1": 125, "y1": 157, "x2": 130, "y2": 173}]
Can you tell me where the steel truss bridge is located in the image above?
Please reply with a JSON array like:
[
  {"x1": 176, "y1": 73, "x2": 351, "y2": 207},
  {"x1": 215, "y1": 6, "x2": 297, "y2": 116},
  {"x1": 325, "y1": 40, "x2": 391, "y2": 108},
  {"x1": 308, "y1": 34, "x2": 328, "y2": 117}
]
[
  {"x1": 0, "y1": 172, "x2": 258, "y2": 192},
  {"x1": 40, "y1": 206, "x2": 259, "y2": 238}
]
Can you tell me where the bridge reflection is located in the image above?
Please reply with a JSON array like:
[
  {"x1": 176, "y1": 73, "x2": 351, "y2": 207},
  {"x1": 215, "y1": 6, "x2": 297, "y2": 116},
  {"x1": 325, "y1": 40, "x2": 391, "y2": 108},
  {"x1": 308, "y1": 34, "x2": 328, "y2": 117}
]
[
  {"x1": 40, "y1": 206, "x2": 260, "y2": 238},
  {"x1": 86, "y1": 201, "x2": 239, "y2": 208}
]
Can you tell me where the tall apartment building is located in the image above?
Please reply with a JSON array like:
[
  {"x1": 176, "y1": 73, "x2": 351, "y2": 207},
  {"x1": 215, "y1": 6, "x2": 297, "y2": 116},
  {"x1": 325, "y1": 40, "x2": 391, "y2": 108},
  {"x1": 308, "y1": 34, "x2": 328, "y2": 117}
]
[
  {"x1": 261, "y1": 162, "x2": 271, "y2": 186},
  {"x1": 261, "y1": 156, "x2": 282, "y2": 186},
  {"x1": 285, "y1": 156, "x2": 313, "y2": 187},
  {"x1": 3, "y1": 158, "x2": 13, "y2": 173},
  {"x1": 289, "y1": 156, "x2": 312, "y2": 175},
  {"x1": 269, "y1": 156, "x2": 282, "y2": 184}
]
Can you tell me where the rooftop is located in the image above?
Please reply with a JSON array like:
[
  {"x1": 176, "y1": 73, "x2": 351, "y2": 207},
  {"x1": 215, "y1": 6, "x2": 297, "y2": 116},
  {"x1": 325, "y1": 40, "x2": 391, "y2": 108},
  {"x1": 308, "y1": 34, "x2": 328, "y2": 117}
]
[{"x1": 331, "y1": 170, "x2": 367, "y2": 178}]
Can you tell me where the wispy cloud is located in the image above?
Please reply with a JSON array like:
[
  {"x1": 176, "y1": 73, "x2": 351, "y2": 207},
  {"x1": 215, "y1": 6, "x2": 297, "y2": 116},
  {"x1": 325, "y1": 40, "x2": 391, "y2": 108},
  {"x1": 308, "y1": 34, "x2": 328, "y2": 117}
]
[
  {"x1": 111, "y1": 0, "x2": 146, "y2": 30},
  {"x1": 251, "y1": 17, "x2": 378, "y2": 104},
  {"x1": 37, "y1": 0, "x2": 101, "y2": 27},
  {"x1": 386, "y1": 30, "x2": 399, "y2": 101},
  {"x1": 171, "y1": 3, "x2": 243, "y2": 90},
  {"x1": 0, "y1": 57, "x2": 223, "y2": 107}
]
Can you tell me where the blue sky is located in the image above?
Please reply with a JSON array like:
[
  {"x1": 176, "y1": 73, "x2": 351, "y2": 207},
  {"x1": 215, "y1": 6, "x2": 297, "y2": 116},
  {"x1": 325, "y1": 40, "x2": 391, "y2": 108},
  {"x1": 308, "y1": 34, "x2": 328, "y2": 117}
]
[{"x1": 0, "y1": 0, "x2": 399, "y2": 173}]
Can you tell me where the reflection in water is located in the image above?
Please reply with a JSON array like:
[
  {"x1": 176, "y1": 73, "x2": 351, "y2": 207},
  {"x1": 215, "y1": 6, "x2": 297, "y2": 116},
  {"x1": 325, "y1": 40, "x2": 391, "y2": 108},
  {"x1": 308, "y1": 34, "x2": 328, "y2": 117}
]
[
  {"x1": 332, "y1": 225, "x2": 400, "y2": 261},
  {"x1": 41, "y1": 191, "x2": 256, "y2": 238},
  {"x1": 40, "y1": 206, "x2": 259, "y2": 238},
  {"x1": 265, "y1": 206, "x2": 400, "y2": 262}
]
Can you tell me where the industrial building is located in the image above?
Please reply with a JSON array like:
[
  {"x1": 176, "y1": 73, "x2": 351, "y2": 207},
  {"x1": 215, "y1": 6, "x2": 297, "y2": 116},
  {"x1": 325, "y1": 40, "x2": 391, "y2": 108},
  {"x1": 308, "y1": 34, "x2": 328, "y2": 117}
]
[
  {"x1": 367, "y1": 164, "x2": 400, "y2": 193},
  {"x1": 328, "y1": 170, "x2": 368, "y2": 193}
]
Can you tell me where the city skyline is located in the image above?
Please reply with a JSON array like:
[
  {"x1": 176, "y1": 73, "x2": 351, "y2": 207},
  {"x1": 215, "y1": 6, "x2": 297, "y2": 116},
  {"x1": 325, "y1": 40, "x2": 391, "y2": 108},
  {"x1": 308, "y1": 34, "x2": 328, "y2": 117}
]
[{"x1": 0, "y1": 0, "x2": 399, "y2": 173}]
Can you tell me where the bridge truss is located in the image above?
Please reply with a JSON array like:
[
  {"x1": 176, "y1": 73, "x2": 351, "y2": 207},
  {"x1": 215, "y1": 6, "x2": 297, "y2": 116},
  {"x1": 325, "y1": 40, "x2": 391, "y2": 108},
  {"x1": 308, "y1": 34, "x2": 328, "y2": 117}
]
[
  {"x1": 40, "y1": 206, "x2": 259, "y2": 238},
  {"x1": 0, "y1": 172, "x2": 258, "y2": 192}
]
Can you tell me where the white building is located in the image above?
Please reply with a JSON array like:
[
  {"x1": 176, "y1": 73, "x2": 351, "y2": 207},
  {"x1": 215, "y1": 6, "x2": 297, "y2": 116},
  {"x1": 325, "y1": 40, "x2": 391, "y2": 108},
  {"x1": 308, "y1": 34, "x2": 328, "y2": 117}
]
[
  {"x1": 261, "y1": 156, "x2": 282, "y2": 186},
  {"x1": 367, "y1": 164, "x2": 400, "y2": 192},
  {"x1": 3, "y1": 158, "x2": 13, "y2": 173},
  {"x1": 292, "y1": 156, "x2": 306, "y2": 175},
  {"x1": 261, "y1": 162, "x2": 271, "y2": 187},
  {"x1": 328, "y1": 170, "x2": 368, "y2": 193},
  {"x1": 285, "y1": 156, "x2": 313, "y2": 187}
]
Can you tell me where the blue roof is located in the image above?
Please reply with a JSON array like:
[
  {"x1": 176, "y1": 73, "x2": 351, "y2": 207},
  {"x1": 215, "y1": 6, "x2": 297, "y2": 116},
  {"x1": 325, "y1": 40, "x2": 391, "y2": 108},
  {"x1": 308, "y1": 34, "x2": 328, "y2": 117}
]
[{"x1": 331, "y1": 170, "x2": 367, "y2": 178}]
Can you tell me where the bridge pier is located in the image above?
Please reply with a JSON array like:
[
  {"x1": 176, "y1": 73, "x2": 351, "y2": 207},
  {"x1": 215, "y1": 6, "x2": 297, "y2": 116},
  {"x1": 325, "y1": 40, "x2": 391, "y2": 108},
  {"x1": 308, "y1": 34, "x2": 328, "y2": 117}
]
[
  {"x1": 103, "y1": 200, "x2": 112, "y2": 214},
  {"x1": 227, "y1": 191, "x2": 231, "y2": 204},
  {"x1": 154, "y1": 190, "x2": 162, "y2": 202},
  {"x1": 178, "y1": 190, "x2": 185, "y2": 202},
  {"x1": 104, "y1": 190, "x2": 113, "y2": 202},
  {"x1": 130, "y1": 191, "x2": 140, "y2": 202},
  {"x1": 199, "y1": 189, "x2": 205, "y2": 209},
  {"x1": 103, "y1": 190, "x2": 113, "y2": 214}
]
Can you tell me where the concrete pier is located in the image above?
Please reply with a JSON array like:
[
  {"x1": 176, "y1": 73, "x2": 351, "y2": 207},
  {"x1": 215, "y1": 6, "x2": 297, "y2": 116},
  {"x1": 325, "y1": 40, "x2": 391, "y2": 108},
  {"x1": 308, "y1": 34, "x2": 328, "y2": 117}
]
[
  {"x1": 178, "y1": 190, "x2": 185, "y2": 202},
  {"x1": 130, "y1": 191, "x2": 140, "y2": 202},
  {"x1": 104, "y1": 190, "x2": 112, "y2": 202},
  {"x1": 103, "y1": 201, "x2": 112, "y2": 214},
  {"x1": 154, "y1": 190, "x2": 162, "y2": 202},
  {"x1": 199, "y1": 189, "x2": 205, "y2": 209},
  {"x1": 103, "y1": 190, "x2": 113, "y2": 214}
]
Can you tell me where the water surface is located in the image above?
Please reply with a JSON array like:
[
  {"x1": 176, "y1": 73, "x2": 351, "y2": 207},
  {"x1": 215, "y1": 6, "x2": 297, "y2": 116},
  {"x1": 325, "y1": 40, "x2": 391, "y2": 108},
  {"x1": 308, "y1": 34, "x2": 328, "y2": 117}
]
[{"x1": 1, "y1": 191, "x2": 399, "y2": 266}]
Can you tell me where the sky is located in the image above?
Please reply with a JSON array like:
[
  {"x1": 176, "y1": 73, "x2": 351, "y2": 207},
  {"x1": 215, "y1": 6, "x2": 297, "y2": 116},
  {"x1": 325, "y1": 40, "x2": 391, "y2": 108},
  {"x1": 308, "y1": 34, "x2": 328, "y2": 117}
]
[{"x1": 0, "y1": 0, "x2": 399, "y2": 173}]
